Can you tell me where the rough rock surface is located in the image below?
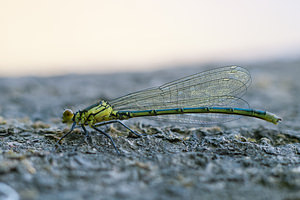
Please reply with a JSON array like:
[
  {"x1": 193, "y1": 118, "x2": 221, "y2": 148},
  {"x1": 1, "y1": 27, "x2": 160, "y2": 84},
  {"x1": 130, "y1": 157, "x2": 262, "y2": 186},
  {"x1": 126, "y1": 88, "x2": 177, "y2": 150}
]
[{"x1": 0, "y1": 62, "x2": 299, "y2": 200}]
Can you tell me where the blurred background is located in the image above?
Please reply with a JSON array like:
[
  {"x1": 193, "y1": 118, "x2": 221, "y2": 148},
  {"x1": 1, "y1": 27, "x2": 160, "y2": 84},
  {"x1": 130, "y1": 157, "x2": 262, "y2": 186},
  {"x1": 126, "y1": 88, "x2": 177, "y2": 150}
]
[{"x1": 1, "y1": 0, "x2": 300, "y2": 77}]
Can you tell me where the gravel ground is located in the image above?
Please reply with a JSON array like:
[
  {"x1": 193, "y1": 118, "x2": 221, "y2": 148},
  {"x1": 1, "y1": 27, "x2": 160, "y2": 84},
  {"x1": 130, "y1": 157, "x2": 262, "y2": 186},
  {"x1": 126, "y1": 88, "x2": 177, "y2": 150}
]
[{"x1": 0, "y1": 61, "x2": 299, "y2": 200}]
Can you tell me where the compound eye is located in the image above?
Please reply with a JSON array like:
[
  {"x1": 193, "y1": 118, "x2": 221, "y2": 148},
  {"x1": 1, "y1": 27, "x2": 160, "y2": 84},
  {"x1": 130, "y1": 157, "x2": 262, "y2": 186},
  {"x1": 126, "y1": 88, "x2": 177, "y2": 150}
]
[{"x1": 62, "y1": 109, "x2": 74, "y2": 123}]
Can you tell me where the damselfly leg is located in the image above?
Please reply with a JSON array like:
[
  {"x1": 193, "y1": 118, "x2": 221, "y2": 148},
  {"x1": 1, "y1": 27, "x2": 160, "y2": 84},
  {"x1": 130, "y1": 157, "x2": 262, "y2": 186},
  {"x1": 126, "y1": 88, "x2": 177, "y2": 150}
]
[{"x1": 94, "y1": 120, "x2": 145, "y2": 137}]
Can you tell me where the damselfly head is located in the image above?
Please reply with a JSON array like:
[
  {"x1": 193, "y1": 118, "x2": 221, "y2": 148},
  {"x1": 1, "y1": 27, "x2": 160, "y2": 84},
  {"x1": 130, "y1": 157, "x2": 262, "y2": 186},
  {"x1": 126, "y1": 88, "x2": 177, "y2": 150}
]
[{"x1": 62, "y1": 109, "x2": 74, "y2": 123}]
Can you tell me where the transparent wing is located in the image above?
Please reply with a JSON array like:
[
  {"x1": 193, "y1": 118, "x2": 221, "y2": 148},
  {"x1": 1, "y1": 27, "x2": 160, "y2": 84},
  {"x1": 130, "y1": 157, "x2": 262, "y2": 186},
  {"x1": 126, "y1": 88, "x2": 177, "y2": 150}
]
[{"x1": 110, "y1": 66, "x2": 251, "y2": 124}]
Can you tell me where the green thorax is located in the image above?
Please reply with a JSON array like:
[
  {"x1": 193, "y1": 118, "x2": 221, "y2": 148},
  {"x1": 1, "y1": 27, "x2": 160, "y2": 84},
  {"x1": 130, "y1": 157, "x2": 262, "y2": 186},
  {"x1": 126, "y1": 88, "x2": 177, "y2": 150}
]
[{"x1": 73, "y1": 101, "x2": 118, "y2": 126}]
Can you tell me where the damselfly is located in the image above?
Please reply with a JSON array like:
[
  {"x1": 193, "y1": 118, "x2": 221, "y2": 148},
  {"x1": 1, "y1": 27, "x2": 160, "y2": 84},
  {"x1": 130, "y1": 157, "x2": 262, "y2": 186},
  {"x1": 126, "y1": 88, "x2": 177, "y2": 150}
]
[{"x1": 57, "y1": 66, "x2": 281, "y2": 154}]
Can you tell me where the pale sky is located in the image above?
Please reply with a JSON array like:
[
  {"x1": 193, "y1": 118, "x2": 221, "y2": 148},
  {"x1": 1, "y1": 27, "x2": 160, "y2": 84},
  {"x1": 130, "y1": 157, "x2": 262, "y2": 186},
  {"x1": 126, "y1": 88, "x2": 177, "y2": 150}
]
[{"x1": 1, "y1": 0, "x2": 300, "y2": 76}]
